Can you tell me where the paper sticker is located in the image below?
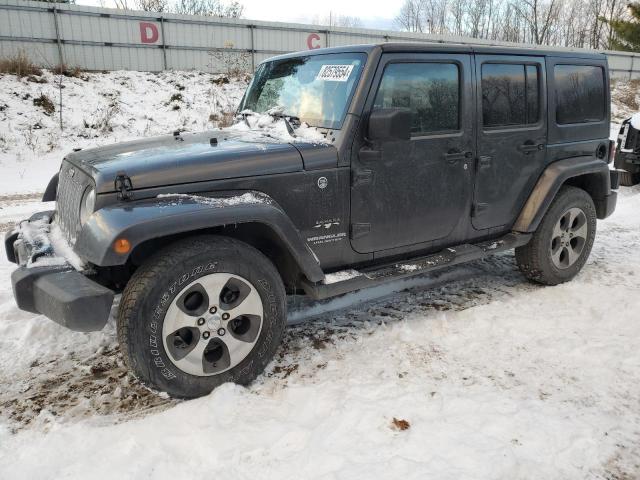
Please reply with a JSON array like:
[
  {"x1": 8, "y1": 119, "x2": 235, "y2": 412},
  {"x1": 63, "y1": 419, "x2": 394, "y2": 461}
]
[{"x1": 316, "y1": 64, "x2": 354, "y2": 82}]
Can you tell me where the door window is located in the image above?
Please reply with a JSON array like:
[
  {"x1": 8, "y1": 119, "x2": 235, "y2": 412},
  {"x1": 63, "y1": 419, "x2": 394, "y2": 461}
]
[
  {"x1": 373, "y1": 62, "x2": 460, "y2": 136},
  {"x1": 481, "y1": 63, "x2": 540, "y2": 127},
  {"x1": 554, "y1": 65, "x2": 605, "y2": 124}
]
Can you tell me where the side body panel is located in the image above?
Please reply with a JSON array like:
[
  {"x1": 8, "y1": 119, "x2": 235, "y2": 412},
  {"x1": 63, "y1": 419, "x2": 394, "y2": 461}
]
[
  {"x1": 349, "y1": 52, "x2": 475, "y2": 254},
  {"x1": 472, "y1": 54, "x2": 548, "y2": 232}
]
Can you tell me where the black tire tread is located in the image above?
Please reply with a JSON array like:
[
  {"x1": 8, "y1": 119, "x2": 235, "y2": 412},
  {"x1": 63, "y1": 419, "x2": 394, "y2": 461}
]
[
  {"x1": 117, "y1": 235, "x2": 285, "y2": 398},
  {"x1": 515, "y1": 185, "x2": 596, "y2": 286},
  {"x1": 619, "y1": 170, "x2": 640, "y2": 187}
]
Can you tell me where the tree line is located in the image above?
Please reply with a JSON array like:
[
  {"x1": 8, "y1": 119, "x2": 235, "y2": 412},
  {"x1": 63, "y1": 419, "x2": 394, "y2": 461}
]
[{"x1": 394, "y1": 0, "x2": 639, "y2": 51}]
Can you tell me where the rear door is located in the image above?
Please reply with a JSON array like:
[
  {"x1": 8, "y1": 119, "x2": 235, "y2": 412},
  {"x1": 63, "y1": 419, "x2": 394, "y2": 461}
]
[
  {"x1": 472, "y1": 55, "x2": 547, "y2": 231},
  {"x1": 349, "y1": 53, "x2": 475, "y2": 253}
]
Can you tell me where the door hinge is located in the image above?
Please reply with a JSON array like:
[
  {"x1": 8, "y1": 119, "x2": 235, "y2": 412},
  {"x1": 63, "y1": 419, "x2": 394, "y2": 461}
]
[
  {"x1": 114, "y1": 172, "x2": 134, "y2": 201},
  {"x1": 472, "y1": 203, "x2": 488, "y2": 217},
  {"x1": 351, "y1": 223, "x2": 371, "y2": 239}
]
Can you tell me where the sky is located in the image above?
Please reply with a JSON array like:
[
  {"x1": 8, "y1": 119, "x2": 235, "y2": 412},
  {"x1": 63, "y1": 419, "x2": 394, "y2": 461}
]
[{"x1": 77, "y1": 0, "x2": 401, "y2": 30}]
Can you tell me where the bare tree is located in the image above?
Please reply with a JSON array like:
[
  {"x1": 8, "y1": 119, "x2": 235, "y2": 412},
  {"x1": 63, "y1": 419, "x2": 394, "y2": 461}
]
[
  {"x1": 173, "y1": 0, "x2": 243, "y2": 17},
  {"x1": 395, "y1": 0, "x2": 426, "y2": 32},
  {"x1": 135, "y1": 0, "x2": 168, "y2": 12},
  {"x1": 112, "y1": 0, "x2": 131, "y2": 9},
  {"x1": 312, "y1": 12, "x2": 363, "y2": 28}
]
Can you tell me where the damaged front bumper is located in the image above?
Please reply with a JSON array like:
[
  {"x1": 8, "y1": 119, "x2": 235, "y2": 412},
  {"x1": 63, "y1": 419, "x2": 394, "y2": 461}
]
[{"x1": 5, "y1": 211, "x2": 114, "y2": 332}]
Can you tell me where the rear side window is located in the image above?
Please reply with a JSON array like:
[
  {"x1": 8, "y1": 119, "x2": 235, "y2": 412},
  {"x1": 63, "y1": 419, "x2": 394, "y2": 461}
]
[
  {"x1": 481, "y1": 63, "x2": 539, "y2": 127},
  {"x1": 555, "y1": 65, "x2": 605, "y2": 124},
  {"x1": 373, "y1": 62, "x2": 459, "y2": 136}
]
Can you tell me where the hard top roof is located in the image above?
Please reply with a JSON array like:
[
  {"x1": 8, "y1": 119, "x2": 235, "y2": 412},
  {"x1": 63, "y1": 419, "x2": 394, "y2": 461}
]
[{"x1": 265, "y1": 42, "x2": 606, "y2": 63}]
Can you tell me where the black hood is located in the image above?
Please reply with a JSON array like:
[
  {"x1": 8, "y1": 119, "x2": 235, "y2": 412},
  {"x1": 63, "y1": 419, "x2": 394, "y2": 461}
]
[{"x1": 65, "y1": 130, "x2": 333, "y2": 194}]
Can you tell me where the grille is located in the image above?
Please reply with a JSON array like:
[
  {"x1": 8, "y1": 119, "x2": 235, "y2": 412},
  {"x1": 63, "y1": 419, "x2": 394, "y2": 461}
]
[{"x1": 56, "y1": 160, "x2": 92, "y2": 245}]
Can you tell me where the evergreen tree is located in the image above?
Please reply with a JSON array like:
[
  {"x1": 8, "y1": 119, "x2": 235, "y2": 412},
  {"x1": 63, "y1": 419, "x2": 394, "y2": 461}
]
[{"x1": 606, "y1": 2, "x2": 640, "y2": 51}]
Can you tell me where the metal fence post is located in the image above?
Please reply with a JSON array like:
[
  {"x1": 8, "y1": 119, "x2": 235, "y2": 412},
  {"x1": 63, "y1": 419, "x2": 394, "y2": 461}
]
[
  {"x1": 630, "y1": 55, "x2": 636, "y2": 81},
  {"x1": 160, "y1": 16, "x2": 168, "y2": 70},
  {"x1": 52, "y1": 7, "x2": 64, "y2": 67},
  {"x1": 249, "y1": 24, "x2": 255, "y2": 72}
]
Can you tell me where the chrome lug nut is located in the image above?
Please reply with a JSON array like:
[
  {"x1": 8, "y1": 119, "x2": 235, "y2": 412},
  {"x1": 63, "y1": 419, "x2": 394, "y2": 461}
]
[
  {"x1": 209, "y1": 306, "x2": 217, "y2": 314},
  {"x1": 222, "y1": 313, "x2": 230, "y2": 320},
  {"x1": 197, "y1": 318, "x2": 205, "y2": 326},
  {"x1": 202, "y1": 331, "x2": 210, "y2": 339},
  {"x1": 217, "y1": 328, "x2": 226, "y2": 336}
]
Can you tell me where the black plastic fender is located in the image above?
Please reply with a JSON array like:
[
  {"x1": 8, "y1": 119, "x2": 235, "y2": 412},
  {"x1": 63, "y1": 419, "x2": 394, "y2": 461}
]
[
  {"x1": 42, "y1": 173, "x2": 59, "y2": 202},
  {"x1": 74, "y1": 191, "x2": 325, "y2": 283},
  {"x1": 513, "y1": 156, "x2": 614, "y2": 233}
]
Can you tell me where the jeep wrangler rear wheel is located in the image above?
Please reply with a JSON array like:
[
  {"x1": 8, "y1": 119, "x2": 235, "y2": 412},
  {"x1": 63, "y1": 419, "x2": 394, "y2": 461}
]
[
  {"x1": 516, "y1": 186, "x2": 596, "y2": 285},
  {"x1": 117, "y1": 236, "x2": 286, "y2": 399},
  {"x1": 619, "y1": 170, "x2": 640, "y2": 187}
]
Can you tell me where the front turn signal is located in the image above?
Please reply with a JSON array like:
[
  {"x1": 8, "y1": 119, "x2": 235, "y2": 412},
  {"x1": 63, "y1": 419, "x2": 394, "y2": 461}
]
[{"x1": 113, "y1": 238, "x2": 131, "y2": 254}]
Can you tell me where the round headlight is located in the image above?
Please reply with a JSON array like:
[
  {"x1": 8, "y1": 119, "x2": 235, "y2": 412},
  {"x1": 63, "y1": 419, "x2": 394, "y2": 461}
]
[{"x1": 79, "y1": 187, "x2": 96, "y2": 225}]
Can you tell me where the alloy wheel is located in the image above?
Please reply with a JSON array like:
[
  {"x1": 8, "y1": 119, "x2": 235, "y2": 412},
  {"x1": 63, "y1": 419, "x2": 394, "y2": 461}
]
[
  {"x1": 549, "y1": 207, "x2": 588, "y2": 270},
  {"x1": 161, "y1": 273, "x2": 263, "y2": 376}
]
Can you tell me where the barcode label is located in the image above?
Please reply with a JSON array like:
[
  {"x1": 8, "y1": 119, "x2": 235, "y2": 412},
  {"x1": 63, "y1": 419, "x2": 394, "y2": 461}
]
[{"x1": 316, "y1": 64, "x2": 354, "y2": 82}]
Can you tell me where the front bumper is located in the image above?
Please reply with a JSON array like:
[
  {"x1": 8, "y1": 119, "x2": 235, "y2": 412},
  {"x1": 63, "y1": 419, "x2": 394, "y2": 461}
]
[{"x1": 5, "y1": 212, "x2": 114, "y2": 332}]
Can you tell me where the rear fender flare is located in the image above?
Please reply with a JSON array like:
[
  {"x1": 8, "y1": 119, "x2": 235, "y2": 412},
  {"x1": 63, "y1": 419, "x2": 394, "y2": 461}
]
[
  {"x1": 513, "y1": 156, "x2": 611, "y2": 233},
  {"x1": 74, "y1": 192, "x2": 325, "y2": 283}
]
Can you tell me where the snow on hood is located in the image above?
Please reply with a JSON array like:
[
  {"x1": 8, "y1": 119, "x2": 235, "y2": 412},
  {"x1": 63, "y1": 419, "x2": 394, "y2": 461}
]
[
  {"x1": 156, "y1": 192, "x2": 270, "y2": 208},
  {"x1": 227, "y1": 107, "x2": 330, "y2": 145},
  {"x1": 631, "y1": 112, "x2": 640, "y2": 130}
]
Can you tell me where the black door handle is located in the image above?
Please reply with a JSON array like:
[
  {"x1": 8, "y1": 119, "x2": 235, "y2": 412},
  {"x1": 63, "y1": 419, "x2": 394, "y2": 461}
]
[
  {"x1": 518, "y1": 143, "x2": 545, "y2": 153},
  {"x1": 444, "y1": 151, "x2": 472, "y2": 163}
]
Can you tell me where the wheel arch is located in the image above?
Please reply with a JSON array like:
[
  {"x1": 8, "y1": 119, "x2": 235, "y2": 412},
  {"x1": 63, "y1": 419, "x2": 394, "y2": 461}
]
[
  {"x1": 75, "y1": 193, "x2": 325, "y2": 287},
  {"x1": 514, "y1": 156, "x2": 613, "y2": 233}
]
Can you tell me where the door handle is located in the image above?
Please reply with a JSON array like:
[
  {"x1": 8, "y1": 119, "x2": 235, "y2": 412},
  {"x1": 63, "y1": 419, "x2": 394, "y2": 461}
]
[
  {"x1": 444, "y1": 151, "x2": 472, "y2": 163},
  {"x1": 518, "y1": 142, "x2": 545, "y2": 153}
]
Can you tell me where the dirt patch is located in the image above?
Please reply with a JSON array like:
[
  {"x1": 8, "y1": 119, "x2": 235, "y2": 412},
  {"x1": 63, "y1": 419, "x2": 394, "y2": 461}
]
[
  {"x1": 0, "y1": 192, "x2": 42, "y2": 203},
  {"x1": 0, "y1": 345, "x2": 176, "y2": 432}
]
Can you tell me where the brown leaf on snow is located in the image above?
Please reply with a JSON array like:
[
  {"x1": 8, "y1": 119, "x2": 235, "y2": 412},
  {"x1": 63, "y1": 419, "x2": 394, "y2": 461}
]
[{"x1": 391, "y1": 417, "x2": 410, "y2": 431}]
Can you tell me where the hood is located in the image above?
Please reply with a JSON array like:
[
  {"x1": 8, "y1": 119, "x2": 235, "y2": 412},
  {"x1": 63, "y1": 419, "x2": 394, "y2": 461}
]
[{"x1": 65, "y1": 130, "x2": 326, "y2": 194}]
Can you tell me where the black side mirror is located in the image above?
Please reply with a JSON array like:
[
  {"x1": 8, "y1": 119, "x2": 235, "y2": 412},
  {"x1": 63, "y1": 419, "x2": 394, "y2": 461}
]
[{"x1": 368, "y1": 108, "x2": 412, "y2": 141}]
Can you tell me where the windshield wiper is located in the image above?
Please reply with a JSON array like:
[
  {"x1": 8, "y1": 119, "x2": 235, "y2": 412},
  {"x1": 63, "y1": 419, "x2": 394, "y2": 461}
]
[{"x1": 267, "y1": 112, "x2": 301, "y2": 137}]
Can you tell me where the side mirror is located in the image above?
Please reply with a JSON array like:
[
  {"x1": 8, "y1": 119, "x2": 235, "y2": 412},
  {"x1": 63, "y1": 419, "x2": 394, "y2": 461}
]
[{"x1": 368, "y1": 108, "x2": 412, "y2": 141}]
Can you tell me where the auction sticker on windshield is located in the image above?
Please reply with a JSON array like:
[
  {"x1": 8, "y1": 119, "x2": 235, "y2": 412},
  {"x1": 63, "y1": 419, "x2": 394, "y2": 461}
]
[{"x1": 316, "y1": 64, "x2": 354, "y2": 82}]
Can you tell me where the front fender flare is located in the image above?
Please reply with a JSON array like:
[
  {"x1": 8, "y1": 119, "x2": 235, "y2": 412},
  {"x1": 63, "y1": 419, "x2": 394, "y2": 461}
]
[
  {"x1": 75, "y1": 192, "x2": 325, "y2": 283},
  {"x1": 513, "y1": 156, "x2": 612, "y2": 233}
]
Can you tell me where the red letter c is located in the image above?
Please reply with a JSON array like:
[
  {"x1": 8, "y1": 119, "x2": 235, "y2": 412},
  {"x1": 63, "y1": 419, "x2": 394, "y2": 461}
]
[{"x1": 307, "y1": 33, "x2": 321, "y2": 50}]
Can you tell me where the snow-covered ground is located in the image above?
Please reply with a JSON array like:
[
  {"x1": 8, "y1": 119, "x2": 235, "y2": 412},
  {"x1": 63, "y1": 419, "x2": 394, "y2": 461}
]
[
  {"x1": 0, "y1": 71, "x2": 639, "y2": 479},
  {"x1": 0, "y1": 70, "x2": 248, "y2": 194}
]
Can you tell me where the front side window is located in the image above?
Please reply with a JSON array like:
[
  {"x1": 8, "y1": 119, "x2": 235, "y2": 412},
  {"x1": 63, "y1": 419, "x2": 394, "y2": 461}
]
[
  {"x1": 555, "y1": 65, "x2": 605, "y2": 125},
  {"x1": 239, "y1": 53, "x2": 366, "y2": 130},
  {"x1": 482, "y1": 63, "x2": 540, "y2": 127},
  {"x1": 373, "y1": 62, "x2": 460, "y2": 136}
]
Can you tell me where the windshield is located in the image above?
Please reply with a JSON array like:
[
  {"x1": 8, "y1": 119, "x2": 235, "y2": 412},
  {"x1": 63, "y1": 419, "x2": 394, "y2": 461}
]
[{"x1": 239, "y1": 53, "x2": 367, "y2": 130}]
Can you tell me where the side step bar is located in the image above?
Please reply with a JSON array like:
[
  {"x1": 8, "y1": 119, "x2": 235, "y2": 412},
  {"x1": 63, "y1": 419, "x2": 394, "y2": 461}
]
[{"x1": 301, "y1": 232, "x2": 532, "y2": 300}]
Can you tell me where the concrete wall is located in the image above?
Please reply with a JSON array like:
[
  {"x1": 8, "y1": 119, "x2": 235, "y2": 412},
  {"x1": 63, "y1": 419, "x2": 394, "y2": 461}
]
[{"x1": 1, "y1": 0, "x2": 639, "y2": 79}]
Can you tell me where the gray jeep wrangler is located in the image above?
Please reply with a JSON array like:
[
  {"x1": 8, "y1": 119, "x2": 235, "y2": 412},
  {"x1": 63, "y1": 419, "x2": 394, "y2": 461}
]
[{"x1": 6, "y1": 43, "x2": 619, "y2": 398}]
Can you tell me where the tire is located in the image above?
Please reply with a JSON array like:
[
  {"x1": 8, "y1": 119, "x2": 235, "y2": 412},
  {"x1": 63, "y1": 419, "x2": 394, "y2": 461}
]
[
  {"x1": 117, "y1": 235, "x2": 286, "y2": 399},
  {"x1": 515, "y1": 186, "x2": 596, "y2": 286},
  {"x1": 619, "y1": 170, "x2": 640, "y2": 187}
]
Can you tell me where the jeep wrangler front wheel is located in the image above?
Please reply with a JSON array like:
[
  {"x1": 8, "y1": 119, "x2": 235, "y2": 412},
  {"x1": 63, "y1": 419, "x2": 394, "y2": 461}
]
[
  {"x1": 117, "y1": 236, "x2": 286, "y2": 399},
  {"x1": 516, "y1": 186, "x2": 596, "y2": 286}
]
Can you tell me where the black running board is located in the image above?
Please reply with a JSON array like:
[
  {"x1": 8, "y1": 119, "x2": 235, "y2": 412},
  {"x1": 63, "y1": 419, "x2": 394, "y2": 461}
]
[{"x1": 302, "y1": 232, "x2": 531, "y2": 300}]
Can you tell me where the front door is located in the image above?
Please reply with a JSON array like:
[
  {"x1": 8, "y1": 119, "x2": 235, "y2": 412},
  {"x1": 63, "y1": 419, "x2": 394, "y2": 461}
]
[
  {"x1": 472, "y1": 55, "x2": 547, "y2": 231},
  {"x1": 350, "y1": 53, "x2": 475, "y2": 254}
]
